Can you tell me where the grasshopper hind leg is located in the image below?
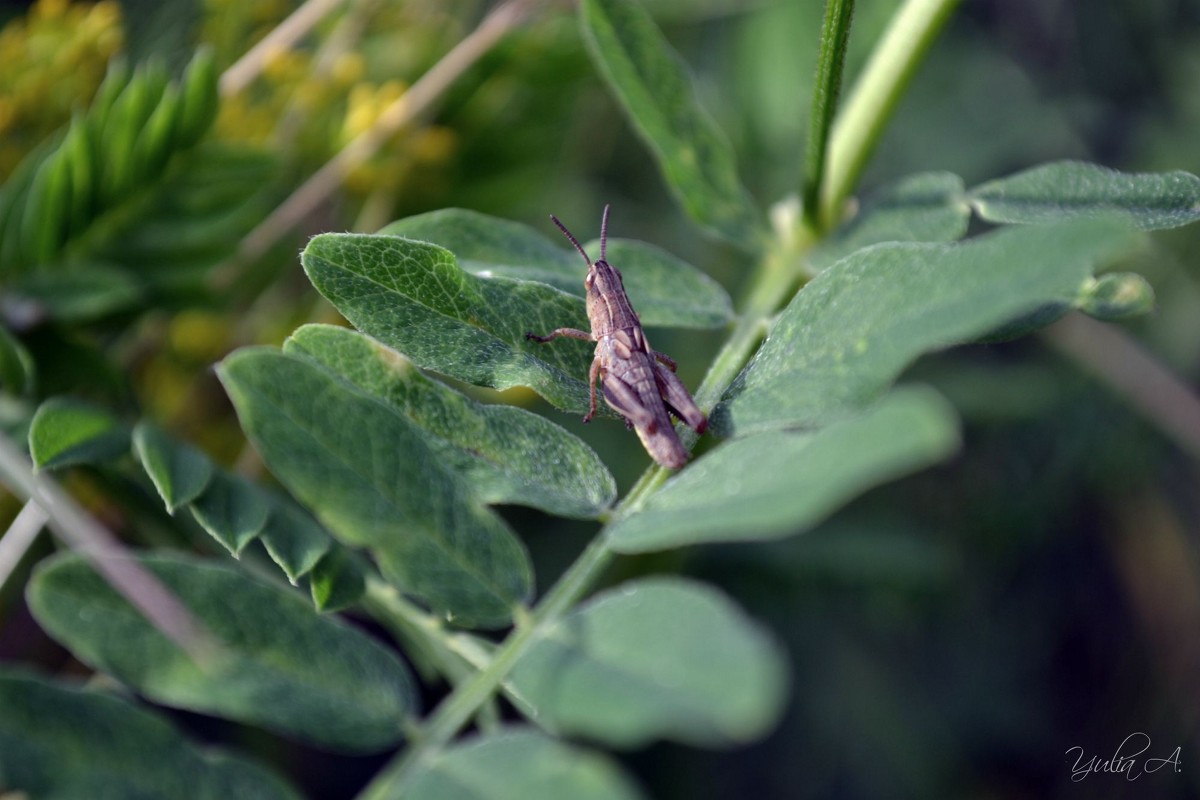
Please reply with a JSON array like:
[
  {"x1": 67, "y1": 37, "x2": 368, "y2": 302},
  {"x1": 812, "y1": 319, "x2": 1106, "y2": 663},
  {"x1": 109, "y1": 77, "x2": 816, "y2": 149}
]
[
  {"x1": 600, "y1": 374, "x2": 658, "y2": 432},
  {"x1": 653, "y1": 361, "x2": 707, "y2": 433}
]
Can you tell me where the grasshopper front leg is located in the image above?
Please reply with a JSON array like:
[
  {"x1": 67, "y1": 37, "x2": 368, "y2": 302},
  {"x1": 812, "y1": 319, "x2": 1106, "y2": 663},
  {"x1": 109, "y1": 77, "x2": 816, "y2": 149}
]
[
  {"x1": 526, "y1": 328, "x2": 602, "y2": 424},
  {"x1": 525, "y1": 328, "x2": 593, "y2": 344}
]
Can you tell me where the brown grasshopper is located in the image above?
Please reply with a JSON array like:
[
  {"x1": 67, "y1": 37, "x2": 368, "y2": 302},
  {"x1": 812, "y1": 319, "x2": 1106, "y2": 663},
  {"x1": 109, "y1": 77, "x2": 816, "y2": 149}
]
[{"x1": 526, "y1": 205, "x2": 707, "y2": 469}]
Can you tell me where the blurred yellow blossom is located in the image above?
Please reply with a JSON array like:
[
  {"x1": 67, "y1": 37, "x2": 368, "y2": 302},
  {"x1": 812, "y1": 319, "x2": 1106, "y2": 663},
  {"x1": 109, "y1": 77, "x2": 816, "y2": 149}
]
[{"x1": 0, "y1": 0, "x2": 123, "y2": 178}]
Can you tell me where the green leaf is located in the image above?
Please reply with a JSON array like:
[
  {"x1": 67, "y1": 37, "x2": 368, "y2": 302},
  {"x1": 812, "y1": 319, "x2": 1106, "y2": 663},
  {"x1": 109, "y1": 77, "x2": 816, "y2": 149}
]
[
  {"x1": 379, "y1": 209, "x2": 574, "y2": 287},
  {"x1": 26, "y1": 552, "x2": 417, "y2": 754},
  {"x1": 1078, "y1": 272, "x2": 1156, "y2": 320},
  {"x1": 396, "y1": 728, "x2": 645, "y2": 800},
  {"x1": 717, "y1": 218, "x2": 1136, "y2": 435},
  {"x1": 0, "y1": 668, "x2": 301, "y2": 800},
  {"x1": 258, "y1": 494, "x2": 333, "y2": 583},
  {"x1": 302, "y1": 233, "x2": 594, "y2": 414},
  {"x1": 968, "y1": 161, "x2": 1200, "y2": 230},
  {"x1": 218, "y1": 347, "x2": 533, "y2": 629},
  {"x1": 188, "y1": 470, "x2": 269, "y2": 555},
  {"x1": 607, "y1": 389, "x2": 959, "y2": 551},
  {"x1": 580, "y1": 0, "x2": 764, "y2": 250},
  {"x1": 380, "y1": 208, "x2": 733, "y2": 329},
  {"x1": 595, "y1": 239, "x2": 732, "y2": 328},
  {"x1": 508, "y1": 577, "x2": 787, "y2": 746},
  {"x1": 307, "y1": 545, "x2": 367, "y2": 612},
  {"x1": 6, "y1": 264, "x2": 145, "y2": 321},
  {"x1": 0, "y1": 325, "x2": 35, "y2": 396},
  {"x1": 29, "y1": 397, "x2": 129, "y2": 470},
  {"x1": 809, "y1": 171, "x2": 970, "y2": 270},
  {"x1": 132, "y1": 421, "x2": 215, "y2": 512},
  {"x1": 285, "y1": 324, "x2": 616, "y2": 519}
]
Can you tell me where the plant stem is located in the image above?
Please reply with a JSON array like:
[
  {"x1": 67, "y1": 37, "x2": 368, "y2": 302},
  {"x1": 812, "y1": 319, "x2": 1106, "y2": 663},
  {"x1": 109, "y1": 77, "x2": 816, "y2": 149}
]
[
  {"x1": 819, "y1": 0, "x2": 960, "y2": 230},
  {"x1": 0, "y1": 435, "x2": 218, "y2": 663},
  {"x1": 356, "y1": 3, "x2": 955, "y2": 793},
  {"x1": 802, "y1": 0, "x2": 857, "y2": 230},
  {"x1": 0, "y1": 500, "x2": 48, "y2": 592},
  {"x1": 355, "y1": 220, "x2": 816, "y2": 798},
  {"x1": 359, "y1": 532, "x2": 615, "y2": 799}
]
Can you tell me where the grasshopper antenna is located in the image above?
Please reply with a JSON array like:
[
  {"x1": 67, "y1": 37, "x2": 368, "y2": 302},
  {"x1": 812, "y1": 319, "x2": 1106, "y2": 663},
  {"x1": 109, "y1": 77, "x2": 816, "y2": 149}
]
[
  {"x1": 550, "y1": 214, "x2": 592, "y2": 266},
  {"x1": 599, "y1": 204, "x2": 610, "y2": 262}
]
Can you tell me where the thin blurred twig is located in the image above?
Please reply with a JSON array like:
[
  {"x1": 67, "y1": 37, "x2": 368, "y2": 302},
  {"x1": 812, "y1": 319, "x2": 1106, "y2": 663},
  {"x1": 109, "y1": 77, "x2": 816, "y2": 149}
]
[
  {"x1": 1042, "y1": 311, "x2": 1200, "y2": 460},
  {"x1": 220, "y1": 0, "x2": 348, "y2": 96},
  {"x1": 0, "y1": 499, "x2": 48, "y2": 592},
  {"x1": 221, "y1": 0, "x2": 540, "y2": 274},
  {"x1": 0, "y1": 435, "x2": 217, "y2": 663}
]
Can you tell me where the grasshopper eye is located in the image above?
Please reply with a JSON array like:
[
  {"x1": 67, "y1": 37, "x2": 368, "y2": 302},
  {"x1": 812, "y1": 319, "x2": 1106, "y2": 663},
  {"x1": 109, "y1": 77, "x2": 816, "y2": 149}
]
[{"x1": 584, "y1": 271, "x2": 595, "y2": 289}]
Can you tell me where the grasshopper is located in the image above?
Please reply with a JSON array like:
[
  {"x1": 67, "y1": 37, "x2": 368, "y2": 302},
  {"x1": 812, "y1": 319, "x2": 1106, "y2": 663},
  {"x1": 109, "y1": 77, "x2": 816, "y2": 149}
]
[{"x1": 526, "y1": 205, "x2": 707, "y2": 469}]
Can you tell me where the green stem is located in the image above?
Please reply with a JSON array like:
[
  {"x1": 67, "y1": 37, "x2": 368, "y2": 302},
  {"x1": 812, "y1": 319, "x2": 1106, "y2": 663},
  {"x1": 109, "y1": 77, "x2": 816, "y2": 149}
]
[
  {"x1": 359, "y1": 533, "x2": 614, "y2": 799},
  {"x1": 356, "y1": 224, "x2": 816, "y2": 798},
  {"x1": 802, "y1": 0, "x2": 857, "y2": 230},
  {"x1": 819, "y1": 0, "x2": 960, "y2": 230},
  {"x1": 354, "y1": 6, "x2": 961, "y2": 791}
]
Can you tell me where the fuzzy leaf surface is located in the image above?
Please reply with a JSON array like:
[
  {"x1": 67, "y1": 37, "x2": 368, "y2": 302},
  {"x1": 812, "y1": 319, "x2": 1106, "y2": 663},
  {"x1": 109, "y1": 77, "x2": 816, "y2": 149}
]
[
  {"x1": 218, "y1": 347, "x2": 532, "y2": 628},
  {"x1": 810, "y1": 171, "x2": 970, "y2": 269},
  {"x1": 391, "y1": 728, "x2": 645, "y2": 800},
  {"x1": 380, "y1": 209, "x2": 732, "y2": 328},
  {"x1": 133, "y1": 421, "x2": 214, "y2": 512},
  {"x1": 286, "y1": 324, "x2": 615, "y2": 519},
  {"x1": 302, "y1": 233, "x2": 594, "y2": 413},
  {"x1": 0, "y1": 669, "x2": 301, "y2": 800},
  {"x1": 26, "y1": 553, "x2": 417, "y2": 753},
  {"x1": 307, "y1": 545, "x2": 367, "y2": 612},
  {"x1": 508, "y1": 577, "x2": 787, "y2": 747},
  {"x1": 968, "y1": 161, "x2": 1200, "y2": 230},
  {"x1": 188, "y1": 470, "x2": 269, "y2": 555},
  {"x1": 718, "y1": 218, "x2": 1135, "y2": 434},
  {"x1": 257, "y1": 494, "x2": 333, "y2": 583},
  {"x1": 28, "y1": 397, "x2": 128, "y2": 470},
  {"x1": 607, "y1": 390, "x2": 959, "y2": 551}
]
